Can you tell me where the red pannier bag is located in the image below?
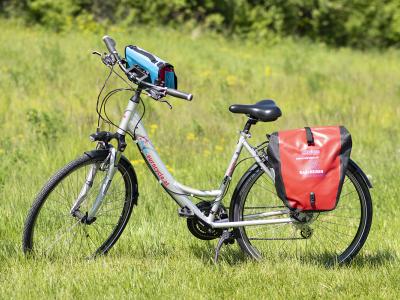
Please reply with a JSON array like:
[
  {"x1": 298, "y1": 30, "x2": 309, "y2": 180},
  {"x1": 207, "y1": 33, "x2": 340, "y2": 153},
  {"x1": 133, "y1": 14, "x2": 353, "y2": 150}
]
[{"x1": 267, "y1": 126, "x2": 352, "y2": 211}]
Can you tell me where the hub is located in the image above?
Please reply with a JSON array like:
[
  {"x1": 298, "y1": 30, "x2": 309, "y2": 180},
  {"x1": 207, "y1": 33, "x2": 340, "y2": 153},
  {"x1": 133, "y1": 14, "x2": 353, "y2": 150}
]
[
  {"x1": 71, "y1": 210, "x2": 97, "y2": 225},
  {"x1": 300, "y1": 226, "x2": 313, "y2": 239}
]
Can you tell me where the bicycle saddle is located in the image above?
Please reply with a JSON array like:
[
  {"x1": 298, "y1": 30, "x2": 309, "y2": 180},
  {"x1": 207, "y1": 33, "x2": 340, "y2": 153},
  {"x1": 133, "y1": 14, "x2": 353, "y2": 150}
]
[{"x1": 229, "y1": 99, "x2": 282, "y2": 122}]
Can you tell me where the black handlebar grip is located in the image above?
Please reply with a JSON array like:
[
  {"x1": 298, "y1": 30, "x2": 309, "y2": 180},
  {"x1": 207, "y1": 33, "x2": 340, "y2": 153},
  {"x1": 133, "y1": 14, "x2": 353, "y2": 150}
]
[
  {"x1": 103, "y1": 35, "x2": 117, "y2": 54},
  {"x1": 166, "y1": 88, "x2": 193, "y2": 101}
]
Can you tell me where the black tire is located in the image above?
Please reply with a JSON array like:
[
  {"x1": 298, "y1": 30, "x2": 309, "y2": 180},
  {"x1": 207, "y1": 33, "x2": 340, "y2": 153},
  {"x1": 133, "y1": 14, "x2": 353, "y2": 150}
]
[
  {"x1": 230, "y1": 162, "x2": 372, "y2": 265},
  {"x1": 22, "y1": 150, "x2": 138, "y2": 258}
]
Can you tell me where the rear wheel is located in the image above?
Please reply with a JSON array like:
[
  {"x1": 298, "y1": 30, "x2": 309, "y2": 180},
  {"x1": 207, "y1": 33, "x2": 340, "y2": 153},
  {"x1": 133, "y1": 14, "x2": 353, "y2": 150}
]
[
  {"x1": 22, "y1": 150, "x2": 138, "y2": 259},
  {"x1": 230, "y1": 162, "x2": 372, "y2": 265}
]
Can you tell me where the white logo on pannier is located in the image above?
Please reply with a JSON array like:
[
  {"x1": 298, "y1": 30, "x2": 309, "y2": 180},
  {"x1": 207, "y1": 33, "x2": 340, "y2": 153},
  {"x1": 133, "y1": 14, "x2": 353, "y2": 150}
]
[
  {"x1": 299, "y1": 169, "x2": 324, "y2": 175},
  {"x1": 301, "y1": 149, "x2": 320, "y2": 155}
]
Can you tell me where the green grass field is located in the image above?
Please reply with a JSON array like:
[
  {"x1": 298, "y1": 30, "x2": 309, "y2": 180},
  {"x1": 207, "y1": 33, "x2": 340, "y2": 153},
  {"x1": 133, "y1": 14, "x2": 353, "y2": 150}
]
[{"x1": 0, "y1": 19, "x2": 399, "y2": 299}]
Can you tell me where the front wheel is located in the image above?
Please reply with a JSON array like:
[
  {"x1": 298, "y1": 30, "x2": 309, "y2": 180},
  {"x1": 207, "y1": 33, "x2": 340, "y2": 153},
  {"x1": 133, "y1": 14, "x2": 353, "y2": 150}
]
[
  {"x1": 230, "y1": 162, "x2": 372, "y2": 265},
  {"x1": 22, "y1": 150, "x2": 138, "y2": 258}
]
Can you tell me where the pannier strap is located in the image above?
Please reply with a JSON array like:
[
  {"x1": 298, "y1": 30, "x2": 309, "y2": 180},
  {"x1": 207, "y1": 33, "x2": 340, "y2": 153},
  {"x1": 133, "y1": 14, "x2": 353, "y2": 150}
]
[
  {"x1": 304, "y1": 127, "x2": 314, "y2": 145},
  {"x1": 131, "y1": 46, "x2": 157, "y2": 63},
  {"x1": 310, "y1": 192, "x2": 316, "y2": 208}
]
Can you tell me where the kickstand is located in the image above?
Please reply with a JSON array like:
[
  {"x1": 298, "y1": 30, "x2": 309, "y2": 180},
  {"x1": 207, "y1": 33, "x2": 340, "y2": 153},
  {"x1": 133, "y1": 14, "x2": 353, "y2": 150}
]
[{"x1": 214, "y1": 230, "x2": 235, "y2": 264}]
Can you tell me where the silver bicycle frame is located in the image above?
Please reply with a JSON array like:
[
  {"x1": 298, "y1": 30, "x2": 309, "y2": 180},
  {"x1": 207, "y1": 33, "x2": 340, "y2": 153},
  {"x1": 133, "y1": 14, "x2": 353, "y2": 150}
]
[{"x1": 83, "y1": 95, "x2": 293, "y2": 228}]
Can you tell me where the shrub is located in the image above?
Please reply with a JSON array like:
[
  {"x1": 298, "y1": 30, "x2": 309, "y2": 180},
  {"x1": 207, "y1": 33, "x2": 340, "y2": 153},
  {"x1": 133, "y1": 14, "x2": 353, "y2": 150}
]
[{"x1": 1, "y1": 0, "x2": 399, "y2": 48}]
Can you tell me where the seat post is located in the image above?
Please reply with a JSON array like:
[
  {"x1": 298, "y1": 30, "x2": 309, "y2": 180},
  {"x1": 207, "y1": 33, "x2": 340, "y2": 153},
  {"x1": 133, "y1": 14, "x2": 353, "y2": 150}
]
[{"x1": 243, "y1": 117, "x2": 258, "y2": 133}]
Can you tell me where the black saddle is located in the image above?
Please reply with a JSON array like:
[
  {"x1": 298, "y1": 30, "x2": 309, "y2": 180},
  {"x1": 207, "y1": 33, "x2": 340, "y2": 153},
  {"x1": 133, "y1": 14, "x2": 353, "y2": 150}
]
[{"x1": 229, "y1": 99, "x2": 282, "y2": 122}]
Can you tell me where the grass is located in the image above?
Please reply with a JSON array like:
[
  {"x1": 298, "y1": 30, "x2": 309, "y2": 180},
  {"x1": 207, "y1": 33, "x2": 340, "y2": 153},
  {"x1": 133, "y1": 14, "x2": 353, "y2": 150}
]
[{"x1": 0, "y1": 19, "x2": 399, "y2": 299}]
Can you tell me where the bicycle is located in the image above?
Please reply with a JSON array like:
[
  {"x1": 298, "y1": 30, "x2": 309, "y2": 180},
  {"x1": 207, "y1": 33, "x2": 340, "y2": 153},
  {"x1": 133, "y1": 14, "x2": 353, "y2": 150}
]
[{"x1": 22, "y1": 36, "x2": 373, "y2": 264}]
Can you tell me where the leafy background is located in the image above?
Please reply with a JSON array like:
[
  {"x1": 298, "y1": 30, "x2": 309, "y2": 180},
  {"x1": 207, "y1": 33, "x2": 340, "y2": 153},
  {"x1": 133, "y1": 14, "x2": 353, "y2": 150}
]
[{"x1": 1, "y1": 0, "x2": 400, "y2": 48}]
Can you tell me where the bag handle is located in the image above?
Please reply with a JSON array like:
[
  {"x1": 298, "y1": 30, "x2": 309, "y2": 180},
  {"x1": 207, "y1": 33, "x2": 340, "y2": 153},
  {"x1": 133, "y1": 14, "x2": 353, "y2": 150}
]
[
  {"x1": 130, "y1": 46, "x2": 158, "y2": 63},
  {"x1": 304, "y1": 127, "x2": 314, "y2": 145}
]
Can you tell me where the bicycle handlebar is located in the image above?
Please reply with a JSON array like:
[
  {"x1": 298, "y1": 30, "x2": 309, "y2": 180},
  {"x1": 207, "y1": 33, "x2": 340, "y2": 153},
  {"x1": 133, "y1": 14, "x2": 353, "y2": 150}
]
[
  {"x1": 166, "y1": 88, "x2": 193, "y2": 101},
  {"x1": 102, "y1": 35, "x2": 117, "y2": 55},
  {"x1": 102, "y1": 35, "x2": 194, "y2": 101}
]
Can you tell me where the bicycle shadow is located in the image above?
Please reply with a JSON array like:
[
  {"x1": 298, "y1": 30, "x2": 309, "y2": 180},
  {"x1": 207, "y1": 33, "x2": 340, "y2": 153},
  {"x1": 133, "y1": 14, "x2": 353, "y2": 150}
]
[
  {"x1": 285, "y1": 249, "x2": 398, "y2": 269},
  {"x1": 348, "y1": 250, "x2": 398, "y2": 267},
  {"x1": 189, "y1": 241, "x2": 398, "y2": 268}
]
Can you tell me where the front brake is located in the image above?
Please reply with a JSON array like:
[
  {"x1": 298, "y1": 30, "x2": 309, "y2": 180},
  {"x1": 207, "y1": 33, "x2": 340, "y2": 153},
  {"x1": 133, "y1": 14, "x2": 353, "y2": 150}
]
[{"x1": 92, "y1": 51, "x2": 116, "y2": 67}]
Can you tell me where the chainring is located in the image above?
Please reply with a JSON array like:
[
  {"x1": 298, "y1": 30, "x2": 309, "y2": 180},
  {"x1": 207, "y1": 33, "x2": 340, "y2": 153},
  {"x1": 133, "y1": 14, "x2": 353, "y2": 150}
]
[{"x1": 187, "y1": 201, "x2": 226, "y2": 240}]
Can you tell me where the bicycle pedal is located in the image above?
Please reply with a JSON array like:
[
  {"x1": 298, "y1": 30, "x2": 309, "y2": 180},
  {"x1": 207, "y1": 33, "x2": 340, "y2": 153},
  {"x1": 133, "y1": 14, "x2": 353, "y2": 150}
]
[{"x1": 178, "y1": 206, "x2": 194, "y2": 218}]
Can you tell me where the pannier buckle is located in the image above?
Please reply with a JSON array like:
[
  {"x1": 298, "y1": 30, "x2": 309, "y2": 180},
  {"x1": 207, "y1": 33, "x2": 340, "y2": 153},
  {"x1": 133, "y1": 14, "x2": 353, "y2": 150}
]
[{"x1": 310, "y1": 192, "x2": 316, "y2": 208}]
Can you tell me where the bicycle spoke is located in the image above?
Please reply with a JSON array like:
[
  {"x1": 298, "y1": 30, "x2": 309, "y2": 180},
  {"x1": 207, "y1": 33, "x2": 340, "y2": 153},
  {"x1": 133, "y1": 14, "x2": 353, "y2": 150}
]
[
  {"x1": 317, "y1": 219, "x2": 353, "y2": 227},
  {"x1": 313, "y1": 222, "x2": 353, "y2": 240},
  {"x1": 65, "y1": 225, "x2": 80, "y2": 255},
  {"x1": 323, "y1": 214, "x2": 361, "y2": 220},
  {"x1": 340, "y1": 190, "x2": 357, "y2": 199},
  {"x1": 44, "y1": 220, "x2": 81, "y2": 255}
]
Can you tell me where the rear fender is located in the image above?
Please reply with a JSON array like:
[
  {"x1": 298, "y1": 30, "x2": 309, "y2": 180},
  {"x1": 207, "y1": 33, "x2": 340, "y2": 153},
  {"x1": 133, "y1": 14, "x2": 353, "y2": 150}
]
[
  {"x1": 229, "y1": 163, "x2": 260, "y2": 221},
  {"x1": 349, "y1": 159, "x2": 372, "y2": 188}
]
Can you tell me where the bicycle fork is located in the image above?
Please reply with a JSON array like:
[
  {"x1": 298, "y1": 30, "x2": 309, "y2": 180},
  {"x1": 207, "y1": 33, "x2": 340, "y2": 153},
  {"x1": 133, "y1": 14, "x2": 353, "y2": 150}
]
[{"x1": 70, "y1": 147, "x2": 120, "y2": 222}]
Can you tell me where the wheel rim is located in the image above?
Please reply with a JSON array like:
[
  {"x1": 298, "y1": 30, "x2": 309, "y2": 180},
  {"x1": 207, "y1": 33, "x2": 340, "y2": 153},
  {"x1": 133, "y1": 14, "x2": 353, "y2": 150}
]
[
  {"x1": 29, "y1": 158, "x2": 132, "y2": 259},
  {"x1": 237, "y1": 168, "x2": 367, "y2": 264}
]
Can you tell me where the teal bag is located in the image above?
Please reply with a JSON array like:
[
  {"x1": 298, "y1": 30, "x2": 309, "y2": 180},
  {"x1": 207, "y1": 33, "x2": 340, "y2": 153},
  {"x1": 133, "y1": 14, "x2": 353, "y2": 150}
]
[{"x1": 125, "y1": 45, "x2": 177, "y2": 89}]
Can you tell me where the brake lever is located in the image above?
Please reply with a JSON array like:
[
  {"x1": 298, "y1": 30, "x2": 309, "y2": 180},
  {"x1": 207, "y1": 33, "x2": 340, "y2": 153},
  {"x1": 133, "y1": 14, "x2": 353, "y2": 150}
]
[
  {"x1": 159, "y1": 99, "x2": 173, "y2": 110},
  {"x1": 147, "y1": 89, "x2": 162, "y2": 100},
  {"x1": 102, "y1": 53, "x2": 116, "y2": 66},
  {"x1": 146, "y1": 89, "x2": 172, "y2": 109},
  {"x1": 92, "y1": 50, "x2": 116, "y2": 67}
]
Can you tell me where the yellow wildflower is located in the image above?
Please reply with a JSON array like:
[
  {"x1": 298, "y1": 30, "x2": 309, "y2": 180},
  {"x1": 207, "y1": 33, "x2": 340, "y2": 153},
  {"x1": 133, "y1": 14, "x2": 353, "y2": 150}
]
[
  {"x1": 215, "y1": 145, "x2": 224, "y2": 152},
  {"x1": 150, "y1": 124, "x2": 158, "y2": 134},
  {"x1": 203, "y1": 150, "x2": 211, "y2": 157},
  {"x1": 200, "y1": 70, "x2": 212, "y2": 78},
  {"x1": 226, "y1": 75, "x2": 238, "y2": 86},
  {"x1": 130, "y1": 159, "x2": 145, "y2": 165},
  {"x1": 265, "y1": 65, "x2": 271, "y2": 77},
  {"x1": 186, "y1": 132, "x2": 197, "y2": 141},
  {"x1": 166, "y1": 164, "x2": 175, "y2": 174}
]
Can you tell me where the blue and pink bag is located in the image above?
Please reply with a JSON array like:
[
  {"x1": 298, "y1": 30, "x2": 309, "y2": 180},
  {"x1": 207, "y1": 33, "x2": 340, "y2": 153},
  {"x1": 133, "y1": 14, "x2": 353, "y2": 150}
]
[{"x1": 125, "y1": 45, "x2": 177, "y2": 89}]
